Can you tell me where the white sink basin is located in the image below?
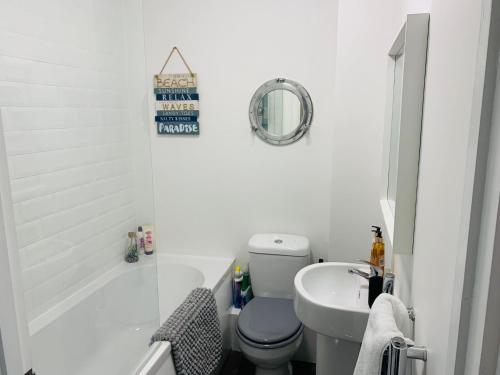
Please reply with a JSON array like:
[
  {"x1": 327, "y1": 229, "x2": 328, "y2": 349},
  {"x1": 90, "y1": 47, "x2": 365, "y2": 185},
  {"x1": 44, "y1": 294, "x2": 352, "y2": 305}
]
[{"x1": 294, "y1": 262, "x2": 370, "y2": 343}]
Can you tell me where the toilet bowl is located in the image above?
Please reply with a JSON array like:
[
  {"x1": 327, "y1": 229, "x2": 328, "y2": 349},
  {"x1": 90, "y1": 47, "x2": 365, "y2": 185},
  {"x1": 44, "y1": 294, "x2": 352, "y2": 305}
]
[
  {"x1": 235, "y1": 233, "x2": 310, "y2": 375},
  {"x1": 236, "y1": 297, "x2": 304, "y2": 375}
]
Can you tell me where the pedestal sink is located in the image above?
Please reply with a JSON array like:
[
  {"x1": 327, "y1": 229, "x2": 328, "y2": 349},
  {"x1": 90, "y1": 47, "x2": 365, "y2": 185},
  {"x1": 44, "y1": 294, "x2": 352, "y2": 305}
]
[{"x1": 294, "y1": 262, "x2": 370, "y2": 375}]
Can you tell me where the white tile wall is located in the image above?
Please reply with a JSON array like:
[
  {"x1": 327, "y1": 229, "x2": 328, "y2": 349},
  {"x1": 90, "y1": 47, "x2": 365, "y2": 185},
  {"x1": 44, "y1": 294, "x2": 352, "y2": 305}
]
[{"x1": 0, "y1": 0, "x2": 140, "y2": 321}]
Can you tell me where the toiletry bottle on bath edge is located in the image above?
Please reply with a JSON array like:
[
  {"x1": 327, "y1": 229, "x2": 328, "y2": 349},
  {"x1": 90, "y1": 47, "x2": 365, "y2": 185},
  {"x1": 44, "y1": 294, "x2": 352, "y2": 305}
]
[
  {"x1": 137, "y1": 226, "x2": 145, "y2": 254},
  {"x1": 233, "y1": 266, "x2": 243, "y2": 308},
  {"x1": 240, "y1": 266, "x2": 253, "y2": 307},
  {"x1": 143, "y1": 225, "x2": 154, "y2": 255},
  {"x1": 125, "y1": 232, "x2": 139, "y2": 263}
]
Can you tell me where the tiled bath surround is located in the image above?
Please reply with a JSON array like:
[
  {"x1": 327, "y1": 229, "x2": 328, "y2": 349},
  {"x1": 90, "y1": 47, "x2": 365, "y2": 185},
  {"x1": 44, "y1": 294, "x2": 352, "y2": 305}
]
[{"x1": 0, "y1": 0, "x2": 148, "y2": 323}]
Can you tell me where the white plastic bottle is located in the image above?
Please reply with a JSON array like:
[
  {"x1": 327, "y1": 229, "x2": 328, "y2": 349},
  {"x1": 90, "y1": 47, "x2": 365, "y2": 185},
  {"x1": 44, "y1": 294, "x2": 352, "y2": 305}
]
[
  {"x1": 143, "y1": 225, "x2": 154, "y2": 255},
  {"x1": 137, "y1": 226, "x2": 145, "y2": 254}
]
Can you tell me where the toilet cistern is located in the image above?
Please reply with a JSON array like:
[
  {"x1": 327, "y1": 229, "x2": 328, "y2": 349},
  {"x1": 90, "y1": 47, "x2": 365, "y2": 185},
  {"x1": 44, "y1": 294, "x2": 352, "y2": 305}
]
[{"x1": 236, "y1": 233, "x2": 310, "y2": 375}]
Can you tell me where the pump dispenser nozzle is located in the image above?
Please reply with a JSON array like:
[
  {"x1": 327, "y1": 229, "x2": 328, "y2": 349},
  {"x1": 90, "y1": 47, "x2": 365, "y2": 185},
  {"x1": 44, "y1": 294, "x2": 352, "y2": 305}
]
[{"x1": 371, "y1": 226, "x2": 382, "y2": 236}]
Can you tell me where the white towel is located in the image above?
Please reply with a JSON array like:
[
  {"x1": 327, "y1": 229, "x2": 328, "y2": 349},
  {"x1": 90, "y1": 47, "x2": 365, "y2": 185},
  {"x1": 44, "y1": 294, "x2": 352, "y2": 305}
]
[{"x1": 353, "y1": 293, "x2": 411, "y2": 375}]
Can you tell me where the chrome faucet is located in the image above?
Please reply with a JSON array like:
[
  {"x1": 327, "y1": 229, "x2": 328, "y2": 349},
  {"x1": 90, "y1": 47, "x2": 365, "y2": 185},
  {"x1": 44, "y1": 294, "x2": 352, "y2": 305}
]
[
  {"x1": 348, "y1": 260, "x2": 396, "y2": 295},
  {"x1": 348, "y1": 259, "x2": 381, "y2": 279},
  {"x1": 347, "y1": 267, "x2": 370, "y2": 280}
]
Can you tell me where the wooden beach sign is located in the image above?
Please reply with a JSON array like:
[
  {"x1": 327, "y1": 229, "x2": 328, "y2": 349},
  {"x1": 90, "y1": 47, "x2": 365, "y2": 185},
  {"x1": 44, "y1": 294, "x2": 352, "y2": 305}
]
[{"x1": 154, "y1": 48, "x2": 199, "y2": 135}]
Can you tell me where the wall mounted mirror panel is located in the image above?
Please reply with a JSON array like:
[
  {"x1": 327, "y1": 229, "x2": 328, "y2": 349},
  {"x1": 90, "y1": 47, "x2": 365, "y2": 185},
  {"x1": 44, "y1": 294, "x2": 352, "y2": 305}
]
[{"x1": 380, "y1": 13, "x2": 429, "y2": 255}]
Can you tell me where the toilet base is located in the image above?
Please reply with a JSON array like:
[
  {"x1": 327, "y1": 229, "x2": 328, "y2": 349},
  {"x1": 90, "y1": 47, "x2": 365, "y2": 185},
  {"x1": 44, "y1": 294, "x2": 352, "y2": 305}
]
[
  {"x1": 237, "y1": 331, "x2": 303, "y2": 375},
  {"x1": 255, "y1": 361, "x2": 292, "y2": 375}
]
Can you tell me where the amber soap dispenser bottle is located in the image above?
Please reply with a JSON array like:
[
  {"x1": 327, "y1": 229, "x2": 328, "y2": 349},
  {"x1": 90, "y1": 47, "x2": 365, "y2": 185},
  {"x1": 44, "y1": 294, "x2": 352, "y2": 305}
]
[
  {"x1": 370, "y1": 226, "x2": 385, "y2": 274},
  {"x1": 370, "y1": 226, "x2": 381, "y2": 267}
]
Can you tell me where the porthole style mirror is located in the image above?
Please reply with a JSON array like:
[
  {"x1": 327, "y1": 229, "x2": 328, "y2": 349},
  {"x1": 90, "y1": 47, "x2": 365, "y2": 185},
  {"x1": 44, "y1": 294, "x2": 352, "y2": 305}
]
[{"x1": 249, "y1": 78, "x2": 313, "y2": 145}]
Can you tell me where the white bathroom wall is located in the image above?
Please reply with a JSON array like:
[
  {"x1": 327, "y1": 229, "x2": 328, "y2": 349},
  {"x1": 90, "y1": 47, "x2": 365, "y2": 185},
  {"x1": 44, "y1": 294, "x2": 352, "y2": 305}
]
[
  {"x1": 329, "y1": 0, "x2": 398, "y2": 263},
  {"x1": 142, "y1": 0, "x2": 339, "y2": 262},
  {"x1": 0, "y1": 0, "x2": 148, "y2": 322},
  {"x1": 328, "y1": 0, "x2": 432, "y2": 263}
]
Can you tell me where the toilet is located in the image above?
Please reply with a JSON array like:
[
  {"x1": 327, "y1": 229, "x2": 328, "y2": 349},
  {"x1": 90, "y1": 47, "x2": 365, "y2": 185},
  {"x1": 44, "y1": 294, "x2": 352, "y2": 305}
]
[{"x1": 236, "y1": 233, "x2": 310, "y2": 375}]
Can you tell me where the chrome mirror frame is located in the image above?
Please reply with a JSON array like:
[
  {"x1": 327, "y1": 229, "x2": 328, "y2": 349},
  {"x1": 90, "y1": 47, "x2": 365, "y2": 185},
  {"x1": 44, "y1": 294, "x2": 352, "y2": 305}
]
[{"x1": 249, "y1": 78, "x2": 313, "y2": 146}]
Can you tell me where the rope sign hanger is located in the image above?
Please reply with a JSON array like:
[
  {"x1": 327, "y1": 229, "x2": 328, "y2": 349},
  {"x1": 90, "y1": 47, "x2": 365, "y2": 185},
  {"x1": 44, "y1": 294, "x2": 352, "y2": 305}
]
[{"x1": 157, "y1": 46, "x2": 195, "y2": 77}]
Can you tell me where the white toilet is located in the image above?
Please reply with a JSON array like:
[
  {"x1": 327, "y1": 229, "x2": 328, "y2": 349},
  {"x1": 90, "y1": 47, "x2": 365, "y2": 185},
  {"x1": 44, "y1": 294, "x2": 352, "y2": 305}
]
[{"x1": 236, "y1": 233, "x2": 310, "y2": 375}]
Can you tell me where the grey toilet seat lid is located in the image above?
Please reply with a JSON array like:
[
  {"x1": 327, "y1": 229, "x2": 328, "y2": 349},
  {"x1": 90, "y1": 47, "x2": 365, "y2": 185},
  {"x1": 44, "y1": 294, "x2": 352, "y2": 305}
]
[{"x1": 237, "y1": 297, "x2": 302, "y2": 345}]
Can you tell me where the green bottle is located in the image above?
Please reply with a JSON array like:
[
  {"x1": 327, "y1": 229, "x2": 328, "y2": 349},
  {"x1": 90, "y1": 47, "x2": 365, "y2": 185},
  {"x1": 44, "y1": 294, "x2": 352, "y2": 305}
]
[{"x1": 240, "y1": 268, "x2": 253, "y2": 307}]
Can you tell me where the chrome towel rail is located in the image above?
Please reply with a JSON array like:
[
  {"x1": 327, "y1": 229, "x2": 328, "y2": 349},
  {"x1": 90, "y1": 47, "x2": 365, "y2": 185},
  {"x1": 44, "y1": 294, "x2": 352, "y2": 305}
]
[{"x1": 385, "y1": 336, "x2": 427, "y2": 375}]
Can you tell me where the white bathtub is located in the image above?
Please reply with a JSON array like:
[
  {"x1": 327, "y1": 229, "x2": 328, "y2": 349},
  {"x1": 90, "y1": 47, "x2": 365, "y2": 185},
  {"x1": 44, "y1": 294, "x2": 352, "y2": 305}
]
[
  {"x1": 156, "y1": 253, "x2": 235, "y2": 322},
  {"x1": 29, "y1": 253, "x2": 234, "y2": 375},
  {"x1": 135, "y1": 253, "x2": 235, "y2": 375}
]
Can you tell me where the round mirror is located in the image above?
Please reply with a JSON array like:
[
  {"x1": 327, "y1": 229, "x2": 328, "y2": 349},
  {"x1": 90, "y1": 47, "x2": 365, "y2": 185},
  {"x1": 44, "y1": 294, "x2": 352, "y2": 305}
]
[{"x1": 249, "y1": 78, "x2": 313, "y2": 145}]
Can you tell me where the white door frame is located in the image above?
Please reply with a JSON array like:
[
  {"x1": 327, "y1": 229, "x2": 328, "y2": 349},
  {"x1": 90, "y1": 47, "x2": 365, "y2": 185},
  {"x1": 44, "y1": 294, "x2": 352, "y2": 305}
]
[
  {"x1": 0, "y1": 111, "x2": 31, "y2": 374},
  {"x1": 467, "y1": 197, "x2": 500, "y2": 374},
  {"x1": 446, "y1": 0, "x2": 500, "y2": 372}
]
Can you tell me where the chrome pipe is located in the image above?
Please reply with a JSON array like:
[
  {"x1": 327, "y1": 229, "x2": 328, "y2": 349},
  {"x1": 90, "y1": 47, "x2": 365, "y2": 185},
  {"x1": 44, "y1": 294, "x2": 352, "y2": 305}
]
[
  {"x1": 408, "y1": 346, "x2": 427, "y2": 361},
  {"x1": 382, "y1": 272, "x2": 395, "y2": 294}
]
